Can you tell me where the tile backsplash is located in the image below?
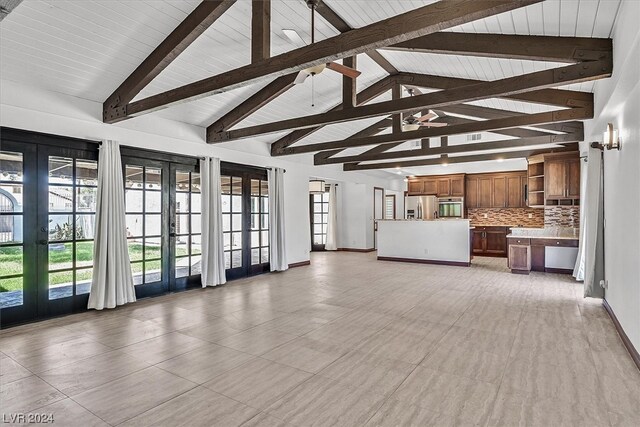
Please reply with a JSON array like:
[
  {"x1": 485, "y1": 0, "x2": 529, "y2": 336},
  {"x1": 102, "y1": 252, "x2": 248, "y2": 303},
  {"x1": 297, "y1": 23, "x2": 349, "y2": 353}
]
[
  {"x1": 544, "y1": 206, "x2": 580, "y2": 228},
  {"x1": 467, "y1": 208, "x2": 544, "y2": 227}
]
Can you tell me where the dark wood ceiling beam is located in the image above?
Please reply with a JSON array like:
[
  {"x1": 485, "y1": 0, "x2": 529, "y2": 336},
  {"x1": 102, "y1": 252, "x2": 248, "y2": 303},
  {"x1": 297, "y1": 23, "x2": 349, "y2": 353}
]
[
  {"x1": 206, "y1": 74, "x2": 297, "y2": 137},
  {"x1": 225, "y1": 58, "x2": 609, "y2": 143},
  {"x1": 251, "y1": 0, "x2": 270, "y2": 62},
  {"x1": 386, "y1": 32, "x2": 612, "y2": 63},
  {"x1": 111, "y1": 0, "x2": 541, "y2": 123},
  {"x1": 343, "y1": 144, "x2": 579, "y2": 171},
  {"x1": 314, "y1": 0, "x2": 399, "y2": 74},
  {"x1": 276, "y1": 107, "x2": 592, "y2": 155},
  {"x1": 315, "y1": 130, "x2": 583, "y2": 165},
  {"x1": 0, "y1": 0, "x2": 24, "y2": 21},
  {"x1": 342, "y1": 56, "x2": 357, "y2": 108},
  {"x1": 208, "y1": 1, "x2": 388, "y2": 139},
  {"x1": 393, "y1": 72, "x2": 595, "y2": 108},
  {"x1": 103, "y1": 0, "x2": 236, "y2": 122},
  {"x1": 268, "y1": 76, "x2": 395, "y2": 154}
]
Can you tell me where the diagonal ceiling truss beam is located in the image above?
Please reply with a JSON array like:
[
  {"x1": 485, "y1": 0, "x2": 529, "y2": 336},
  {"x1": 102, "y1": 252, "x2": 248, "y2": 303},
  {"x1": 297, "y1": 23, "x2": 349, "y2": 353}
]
[
  {"x1": 385, "y1": 32, "x2": 612, "y2": 63},
  {"x1": 222, "y1": 57, "x2": 609, "y2": 143},
  {"x1": 103, "y1": 0, "x2": 236, "y2": 122},
  {"x1": 107, "y1": 0, "x2": 541, "y2": 123},
  {"x1": 277, "y1": 107, "x2": 593, "y2": 155},
  {"x1": 315, "y1": 127, "x2": 583, "y2": 165},
  {"x1": 343, "y1": 144, "x2": 579, "y2": 171},
  {"x1": 207, "y1": 0, "x2": 398, "y2": 139}
]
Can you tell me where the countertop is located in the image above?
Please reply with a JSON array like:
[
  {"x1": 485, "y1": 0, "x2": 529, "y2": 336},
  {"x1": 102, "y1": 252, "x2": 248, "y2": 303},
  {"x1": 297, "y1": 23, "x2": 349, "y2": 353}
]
[{"x1": 507, "y1": 227, "x2": 579, "y2": 240}]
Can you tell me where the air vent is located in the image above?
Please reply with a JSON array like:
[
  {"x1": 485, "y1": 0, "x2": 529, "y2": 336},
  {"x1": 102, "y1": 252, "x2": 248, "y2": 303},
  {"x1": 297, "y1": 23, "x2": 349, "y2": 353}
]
[{"x1": 466, "y1": 133, "x2": 482, "y2": 141}]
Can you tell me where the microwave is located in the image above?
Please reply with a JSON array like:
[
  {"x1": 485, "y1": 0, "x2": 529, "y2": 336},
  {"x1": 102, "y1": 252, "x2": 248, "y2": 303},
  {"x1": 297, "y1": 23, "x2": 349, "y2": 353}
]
[{"x1": 437, "y1": 197, "x2": 464, "y2": 218}]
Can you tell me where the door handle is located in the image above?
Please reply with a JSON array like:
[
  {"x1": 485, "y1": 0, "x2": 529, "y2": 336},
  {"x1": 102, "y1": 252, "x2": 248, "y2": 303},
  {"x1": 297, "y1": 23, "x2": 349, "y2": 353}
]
[{"x1": 169, "y1": 233, "x2": 176, "y2": 238}]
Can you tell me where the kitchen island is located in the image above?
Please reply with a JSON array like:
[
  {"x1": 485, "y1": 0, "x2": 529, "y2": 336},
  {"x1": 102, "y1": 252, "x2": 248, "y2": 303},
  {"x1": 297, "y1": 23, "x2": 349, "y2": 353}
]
[{"x1": 377, "y1": 219, "x2": 472, "y2": 266}]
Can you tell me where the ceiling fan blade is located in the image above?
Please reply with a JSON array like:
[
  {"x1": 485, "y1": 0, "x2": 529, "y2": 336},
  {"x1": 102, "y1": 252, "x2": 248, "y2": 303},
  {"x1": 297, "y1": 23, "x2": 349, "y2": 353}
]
[
  {"x1": 326, "y1": 62, "x2": 361, "y2": 79},
  {"x1": 294, "y1": 71, "x2": 310, "y2": 85},
  {"x1": 420, "y1": 121, "x2": 448, "y2": 128},
  {"x1": 416, "y1": 110, "x2": 438, "y2": 122}
]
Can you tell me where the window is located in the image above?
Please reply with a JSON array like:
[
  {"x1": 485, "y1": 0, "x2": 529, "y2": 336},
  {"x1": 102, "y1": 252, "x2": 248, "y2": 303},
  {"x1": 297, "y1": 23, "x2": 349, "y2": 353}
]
[{"x1": 385, "y1": 194, "x2": 396, "y2": 219}]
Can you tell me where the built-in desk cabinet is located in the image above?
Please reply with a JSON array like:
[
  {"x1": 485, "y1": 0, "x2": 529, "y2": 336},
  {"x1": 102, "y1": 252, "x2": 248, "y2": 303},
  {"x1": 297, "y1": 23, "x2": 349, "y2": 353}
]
[{"x1": 507, "y1": 236, "x2": 579, "y2": 274}]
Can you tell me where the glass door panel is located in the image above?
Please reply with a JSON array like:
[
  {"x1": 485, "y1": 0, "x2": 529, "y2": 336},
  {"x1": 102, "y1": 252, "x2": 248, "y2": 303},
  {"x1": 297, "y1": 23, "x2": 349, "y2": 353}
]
[
  {"x1": 0, "y1": 151, "x2": 27, "y2": 311},
  {"x1": 123, "y1": 161, "x2": 169, "y2": 298},
  {"x1": 310, "y1": 190, "x2": 329, "y2": 251},
  {"x1": 249, "y1": 179, "x2": 269, "y2": 273},
  {"x1": 172, "y1": 166, "x2": 201, "y2": 289},
  {"x1": 221, "y1": 175, "x2": 244, "y2": 279}
]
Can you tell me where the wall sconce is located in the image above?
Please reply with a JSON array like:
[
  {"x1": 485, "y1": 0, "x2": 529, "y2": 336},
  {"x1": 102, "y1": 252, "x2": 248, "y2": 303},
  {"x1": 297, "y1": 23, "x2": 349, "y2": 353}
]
[{"x1": 604, "y1": 123, "x2": 621, "y2": 150}]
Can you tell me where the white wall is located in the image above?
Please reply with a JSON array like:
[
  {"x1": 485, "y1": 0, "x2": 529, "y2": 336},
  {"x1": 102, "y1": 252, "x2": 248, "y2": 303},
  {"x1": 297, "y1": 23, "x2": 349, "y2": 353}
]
[
  {"x1": 0, "y1": 80, "x2": 404, "y2": 264},
  {"x1": 584, "y1": 0, "x2": 640, "y2": 351}
]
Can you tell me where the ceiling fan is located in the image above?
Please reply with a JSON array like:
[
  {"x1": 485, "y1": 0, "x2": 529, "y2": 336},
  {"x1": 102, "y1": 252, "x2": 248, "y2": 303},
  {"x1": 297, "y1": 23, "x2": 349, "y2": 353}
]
[
  {"x1": 286, "y1": 0, "x2": 361, "y2": 86},
  {"x1": 402, "y1": 88, "x2": 448, "y2": 131}
]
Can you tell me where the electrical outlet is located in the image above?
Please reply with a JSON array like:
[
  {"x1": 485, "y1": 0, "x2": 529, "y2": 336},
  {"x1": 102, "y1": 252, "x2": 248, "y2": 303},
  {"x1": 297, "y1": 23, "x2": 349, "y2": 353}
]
[
  {"x1": 483, "y1": 213, "x2": 488, "y2": 219},
  {"x1": 528, "y1": 213, "x2": 533, "y2": 219},
  {"x1": 600, "y1": 279, "x2": 609, "y2": 289}
]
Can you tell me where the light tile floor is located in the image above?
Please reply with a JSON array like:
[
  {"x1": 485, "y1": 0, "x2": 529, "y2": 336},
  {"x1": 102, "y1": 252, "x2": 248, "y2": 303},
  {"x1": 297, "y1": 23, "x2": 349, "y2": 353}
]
[{"x1": 1, "y1": 253, "x2": 639, "y2": 426}]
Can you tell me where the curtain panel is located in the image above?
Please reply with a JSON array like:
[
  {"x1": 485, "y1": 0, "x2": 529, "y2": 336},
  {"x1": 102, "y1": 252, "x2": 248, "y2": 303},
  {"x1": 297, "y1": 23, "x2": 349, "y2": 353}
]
[
  {"x1": 200, "y1": 157, "x2": 226, "y2": 287},
  {"x1": 88, "y1": 140, "x2": 136, "y2": 310},
  {"x1": 268, "y1": 167, "x2": 288, "y2": 271},
  {"x1": 325, "y1": 184, "x2": 338, "y2": 251}
]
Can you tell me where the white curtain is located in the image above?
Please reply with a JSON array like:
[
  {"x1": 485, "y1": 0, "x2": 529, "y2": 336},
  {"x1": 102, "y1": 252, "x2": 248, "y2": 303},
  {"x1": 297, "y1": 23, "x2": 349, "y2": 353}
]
[
  {"x1": 268, "y1": 167, "x2": 288, "y2": 271},
  {"x1": 573, "y1": 156, "x2": 588, "y2": 281},
  {"x1": 325, "y1": 184, "x2": 338, "y2": 251},
  {"x1": 200, "y1": 157, "x2": 226, "y2": 287},
  {"x1": 583, "y1": 148, "x2": 605, "y2": 298},
  {"x1": 88, "y1": 140, "x2": 136, "y2": 310}
]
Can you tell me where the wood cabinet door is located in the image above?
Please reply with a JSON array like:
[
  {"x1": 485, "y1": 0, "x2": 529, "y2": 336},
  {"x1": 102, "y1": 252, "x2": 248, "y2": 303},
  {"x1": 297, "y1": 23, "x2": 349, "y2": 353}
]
[
  {"x1": 472, "y1": 230, "x2": 485, "y2": 254},
  {"x1": 492, "y1": 176, "x2": 507, "y2": 208},
  {"x1": 566, "y1": 158, "x2": 581, "y2": 199},
  {"x1": 436, "y1": 178, "x2": 450, "y2": 197},
  {"x1": 506, "y1": 175, "x2": 523, "y2": 208},
  {"x1": 407, "y1": 180, "x2": 423, "y2": 195},
  {"x1": 478, "y1": 178, "x2": 492, "y2": 208},
  {"x1": 545, "y1": 159, "x2": 566, "y2": 199},
  {"x1": 423, "y1": 179, "x2": 437, "y2": 195},
  {"x1": 509, "y1": 245, "x2": 531, "y2": 271},
  {"x1": 450, "y1": 176, "x2": 464, "y2": 197},
  {"x1": 465, "y1": 177, "x2": 478, "y2": 209},
  {"x1": 485, "y1": 228, "x2": 507, "y2": 255}
]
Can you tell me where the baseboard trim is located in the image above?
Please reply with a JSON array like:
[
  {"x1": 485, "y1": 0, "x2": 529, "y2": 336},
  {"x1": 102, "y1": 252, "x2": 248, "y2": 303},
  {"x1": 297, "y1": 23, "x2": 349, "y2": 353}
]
[
  {"x1": 377, "y1": 256, "x2": 470, "y2": 267},
  {"x1": 544, "y1": 267, "x2": 574, "y2": 274},
  {"x1": 288, "y1": 260, "x2": 311, "y2": 268},
  {"x1": 602, "y1": 299, "x2": 640, "y2": 372},
  {"x1": 337, "y1": 248, "x2": 376, "y2": 253}
]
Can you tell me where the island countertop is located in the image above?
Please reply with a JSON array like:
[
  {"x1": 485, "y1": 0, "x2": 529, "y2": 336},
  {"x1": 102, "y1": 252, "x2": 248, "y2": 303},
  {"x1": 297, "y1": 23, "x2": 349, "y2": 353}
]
[{"x1": 377, "y1": 219, "x2": 471, "y2": 266}]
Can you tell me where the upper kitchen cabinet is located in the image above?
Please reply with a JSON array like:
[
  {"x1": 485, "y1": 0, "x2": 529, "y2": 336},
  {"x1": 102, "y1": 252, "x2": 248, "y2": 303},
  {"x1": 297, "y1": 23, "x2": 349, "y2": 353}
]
[
  {"x1": 407, "y1": 174, "x2": 464, "y2": 197},
  {"x1": 544, "y1": 152, "x2": 580, "y2": 206},
  {"x1": 466, "y1": 172, "x2": 527, "y2": 209}
]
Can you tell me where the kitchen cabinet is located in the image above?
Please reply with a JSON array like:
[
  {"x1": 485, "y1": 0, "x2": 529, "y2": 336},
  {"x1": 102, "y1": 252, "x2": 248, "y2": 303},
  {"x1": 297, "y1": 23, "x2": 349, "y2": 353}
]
[
  {"x1": 472, "y1": 226, "x2": 508, "y2": 257},
  {"x1": 466, "y1": 172, "x2": 527, "y2": 209},
  {"x1": 507, "y1": 236, "x2": 579, "y2": 274},
  {"x1": 407, "y1": 174, "x2": 464, "y2": 197},
  {"x1": 509, "y1": 245, "x2": 531, "y2": 274},
  {"x1": 544, "y1": 152, "x2": 580, "y2": 204}
]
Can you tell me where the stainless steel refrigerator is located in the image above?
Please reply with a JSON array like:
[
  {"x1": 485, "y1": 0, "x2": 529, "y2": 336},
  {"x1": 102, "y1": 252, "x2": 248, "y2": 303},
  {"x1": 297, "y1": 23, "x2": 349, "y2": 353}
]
[{"x1": 405, "y1": 195, "x2": 437, "y2": 220}]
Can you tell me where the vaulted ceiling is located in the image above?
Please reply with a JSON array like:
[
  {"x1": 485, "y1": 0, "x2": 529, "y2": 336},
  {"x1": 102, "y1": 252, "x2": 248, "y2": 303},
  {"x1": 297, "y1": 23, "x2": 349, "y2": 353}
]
[{"x1": 0, "y1": 0, "x2": 622, "y2": 176}]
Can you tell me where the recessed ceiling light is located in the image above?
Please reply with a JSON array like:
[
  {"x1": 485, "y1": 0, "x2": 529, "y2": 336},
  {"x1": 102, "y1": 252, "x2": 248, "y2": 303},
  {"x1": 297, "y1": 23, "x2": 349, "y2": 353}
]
[
  {"x1": 496, "y1": 158, "x2": 504, "y2": 162},
  {"x1": 441, "y1": 163, "x2": 449, "y2": 167}
]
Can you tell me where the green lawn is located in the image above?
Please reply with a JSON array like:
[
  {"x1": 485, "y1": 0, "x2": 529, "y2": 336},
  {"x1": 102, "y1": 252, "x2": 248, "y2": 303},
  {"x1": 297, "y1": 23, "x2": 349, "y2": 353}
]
[{"x1": 0, "y1": 241, "x2": 190, "y2": 292}]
